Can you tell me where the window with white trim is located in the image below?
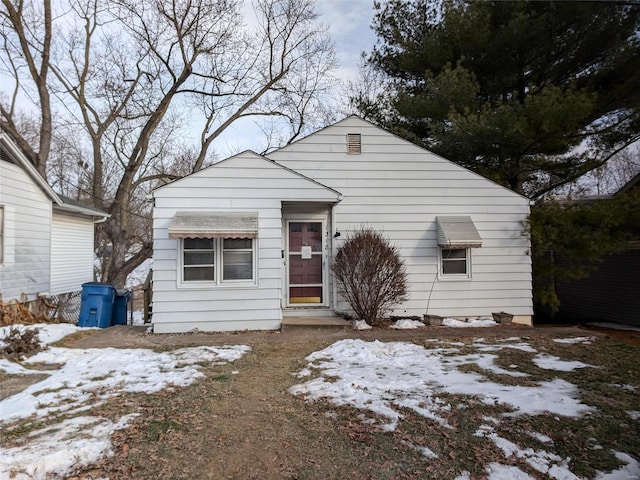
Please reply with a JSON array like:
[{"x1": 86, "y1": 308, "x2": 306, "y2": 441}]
[
  {"x1": 182, "y1": 237, "x2": 255, "y2": 284},
  {"x1": 440, "y1": 247, "x2": 470, "y2": 277}
]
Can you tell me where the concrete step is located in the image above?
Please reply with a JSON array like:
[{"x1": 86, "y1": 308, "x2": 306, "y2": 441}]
[{"x1": 281, "y1": 316, "x2": 352, "y2": 332}]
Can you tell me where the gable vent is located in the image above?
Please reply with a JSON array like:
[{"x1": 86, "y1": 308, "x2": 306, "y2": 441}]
[{"x1": 347, "y1": 133, "x2": 361, "y2": 154}]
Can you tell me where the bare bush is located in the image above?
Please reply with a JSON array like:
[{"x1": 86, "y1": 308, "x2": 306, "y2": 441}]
[
  {"x1": 332, "y1": 228, "x2": 408, "y2": 326},
  {"x1": 0, "y1": 327, "x2": 43, "y2": 362}
]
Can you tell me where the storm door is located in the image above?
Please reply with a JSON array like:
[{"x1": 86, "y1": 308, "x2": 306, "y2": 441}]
[{"x1": 287, "y1": 221, "x2": 325, "y2": 305}]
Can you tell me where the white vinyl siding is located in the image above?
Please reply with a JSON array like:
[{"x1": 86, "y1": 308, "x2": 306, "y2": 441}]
[
  {"x1": 269, "y1": 116, "x2": 533, "y2": 322},
  {"x1": 50, "y1": 212, "x2": 96, "y2": 295},
  {"x1": 152, "y1": 151, "x2": 340, "y2": 333},
  {"x1": 0, "y1": 159, "x2": 51, "y2": 301}
]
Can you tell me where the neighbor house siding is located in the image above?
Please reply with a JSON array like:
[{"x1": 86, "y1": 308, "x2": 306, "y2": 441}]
[
  {"x1": 556, "y1": 248, "x2": 640, "y2": 326},
  {"x1": 0, "y1": 158, "x2": 51, "y2": 301},
  {"x1": 152, "y1": 152, "x2": 340, "y2": 333},
  {"x1": 50, "y1": 212, "x2": 95, "y2": 295},
  {"x1": 269, "y1": 117, "x2": 533, "y2": 322}
]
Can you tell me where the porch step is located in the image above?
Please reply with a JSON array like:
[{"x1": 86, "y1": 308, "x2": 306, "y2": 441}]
[
  {"x1": 281, "y1": 316, "x2": 352, "y2": 332},
  {"x1": 282, "y1": 308, "x2": 337, "y2": 317}
]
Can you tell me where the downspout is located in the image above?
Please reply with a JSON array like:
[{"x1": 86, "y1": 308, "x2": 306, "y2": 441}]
[{"x1": 330, "y1": 195, "x2": 344, "y2": 313}]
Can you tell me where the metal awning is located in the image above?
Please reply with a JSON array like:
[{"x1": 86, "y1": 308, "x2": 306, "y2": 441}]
[
  {"x1": 436, "y1": 216, "x2": 482, "y2": 248},
  {"x1": 168, "y1": 212, "x2": 258, "y2": 239}
]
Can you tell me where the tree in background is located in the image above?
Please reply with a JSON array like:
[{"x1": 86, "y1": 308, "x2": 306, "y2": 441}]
[
  {"x1": 332, "y1": 228, "x2": 408, "y2": 326},
  {"x1": 354, "y1": 0, "x2": 640, "y2": 198},
  {"x1": 528, "y1": 186, "x2": 640, "y2": 313},
  {"x1": 0, "y1": 0, "x2": 336, "y2": 287},
  {"x1": 352, "y1": 0, "x2": 640, "y2": 314}
]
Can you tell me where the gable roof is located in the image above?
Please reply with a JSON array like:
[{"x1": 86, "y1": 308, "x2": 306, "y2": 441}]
[
  {"x1": 153, "y1": 150, "x2": 342, "y2": 201},
  {"x1": 0, "y1": 131, "x2": 109, "y2": 220},
  {"x1": 271, "y1": 115, "x2": 530, "y2": 202}
]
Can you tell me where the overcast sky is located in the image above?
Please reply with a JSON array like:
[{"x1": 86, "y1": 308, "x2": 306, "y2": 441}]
[
  {"x1": 216, "y1": 0, "x2": 379, "y2": 156},
  {"x1": 317, "y1": 0, "x2": 378, "y2": 80}
]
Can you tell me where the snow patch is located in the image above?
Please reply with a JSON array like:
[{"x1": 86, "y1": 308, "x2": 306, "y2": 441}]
[
  {"x1": 290, "y1": 339, "x2": 593, "y2": 432},
  {"x1": 532, "y1": 353, "x2": 594, "y2": 372},
  {"x1": 442, "y1": 317, "x2": 497, "y2": 328},
  {"x1": 390, "y1": 319, "x2": 425, "y2": 329},
  {"x1": 0, "y1": 324, "x2": 251, "y2": 479}
]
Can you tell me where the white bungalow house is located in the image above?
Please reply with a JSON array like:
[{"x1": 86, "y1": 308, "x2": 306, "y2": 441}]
[
  {"x1": 0, "y1": 132, "x2": 108, "y2": 305},
  {"x1": 151, "y1": 116, "x2": 533, "y2": 333}
]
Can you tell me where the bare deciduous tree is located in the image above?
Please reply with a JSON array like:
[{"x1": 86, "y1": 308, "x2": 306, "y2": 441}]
[{"x1": 0, "y1": 0, "x2": 337, "y2": 288}]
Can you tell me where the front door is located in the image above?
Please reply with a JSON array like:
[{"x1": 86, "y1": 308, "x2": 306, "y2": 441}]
[{"x1": 287, "y1": 221, "x2": 324, "y2": 305}]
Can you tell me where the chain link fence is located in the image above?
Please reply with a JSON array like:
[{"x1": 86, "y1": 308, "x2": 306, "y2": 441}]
[{"x1": 44, "y1": 291, "x2": 83, "y2": 323}]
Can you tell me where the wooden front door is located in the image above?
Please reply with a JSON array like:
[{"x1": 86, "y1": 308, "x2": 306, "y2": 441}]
[{"x1": 287, "y1": 221, "x2": 324, "y2": 305}]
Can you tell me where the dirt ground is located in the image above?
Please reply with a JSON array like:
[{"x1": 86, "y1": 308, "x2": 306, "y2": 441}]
[
  {"x1": 4, "y1": 323, "x2": 639, "y2": 479},
  {"x1": 66, "y1": 323, "x2": 603, "y2": 349}
]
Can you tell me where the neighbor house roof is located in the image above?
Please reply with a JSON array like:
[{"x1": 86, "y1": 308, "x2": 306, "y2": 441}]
[{"x1": 0, "y1": 131, "x2": 109, "y2": 221}]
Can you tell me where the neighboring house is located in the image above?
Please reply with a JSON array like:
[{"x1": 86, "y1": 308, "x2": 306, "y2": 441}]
[
  {"x1": 555, "y1": 173, "x2": 640, "y2": 327},
  {"x1": 151, "y1": 116, "x2": 533, "y2": 333},
  {"x1": 0, "y1": 132, "x2": 108, "y2": 305}
]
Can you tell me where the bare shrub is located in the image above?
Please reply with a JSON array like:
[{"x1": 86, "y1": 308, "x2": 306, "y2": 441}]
[
  {"x1": 0, "y1": 327, "x2": 43, "y2": 362},
  {"x1": 332, "y1": 228, "x2": 408, "y2": 326}
]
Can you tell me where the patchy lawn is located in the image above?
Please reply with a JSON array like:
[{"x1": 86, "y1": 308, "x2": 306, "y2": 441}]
[{"x1": 0, "y1": 325, "x2": 639, "y2": 479}]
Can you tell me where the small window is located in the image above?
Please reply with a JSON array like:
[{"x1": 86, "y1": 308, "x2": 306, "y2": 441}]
[
  {"x1": 0, "y1": 206, "x2": 4, "y2": 264},
  {"x1": 347, "y1": 133, "x2": 361, "y2": 154},
  {"x1": 441, "y1": 248, "x2": 468, "y2": 276},
  {"x1": 182, "y1": 237, "x2": 255, "y2": 285}
]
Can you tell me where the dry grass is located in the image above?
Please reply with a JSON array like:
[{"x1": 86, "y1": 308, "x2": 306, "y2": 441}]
[{"x1": 23, "y1": 333, "x2": 640, "y2": 479}]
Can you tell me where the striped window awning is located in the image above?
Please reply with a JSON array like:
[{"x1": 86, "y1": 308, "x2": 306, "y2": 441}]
[
  {"x1": 436, "y1": 216, "x2": 482, "y2": 248},
  {"x1": 168, "y1": 212, "x2": 258, "y2": 239}
]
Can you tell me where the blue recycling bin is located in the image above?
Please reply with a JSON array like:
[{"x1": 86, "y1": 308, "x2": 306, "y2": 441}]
[
  {"x1": 111, "y1": 290, "x2": 132, "y2": 326},
  {"x1": 78, "y1": 282, "x2": 116, "y2": 328}
]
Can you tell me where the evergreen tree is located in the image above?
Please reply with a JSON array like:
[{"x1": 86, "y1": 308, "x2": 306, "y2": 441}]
[{"x1": 357, "y1": 0, "x2": 640, "y2": 197}]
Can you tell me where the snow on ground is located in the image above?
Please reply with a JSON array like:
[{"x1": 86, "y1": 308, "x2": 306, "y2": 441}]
[
  {"x1": 442, "y1": 317, "x2": 497, "y2": 328},
  {"x1": 289, "y1": 339, "x2": 593, "y2": 432},
  {"x1": 290, "y1": 337, "x2": 639, "y2": 479},
  {"x1": 0, "y1": 323, "x2": 93, "y2": 347},
  {"x1": 532, "y1": 353, "x2": 594, "y2": 372},
  {"x1": 0, "y1": 324, "x2": 250, "y2": 480},
  {"x1": 352, "y1": 319, "x2": 372, "y2": 330},
  {"x1": 552, "y1": 336, "x2": 595, "y2": 345},
  {"x1": 357, "y1": 317, "x2": 500, "y2": 330},
  {"x1": 390, "y1": 318, "x2": 426, "y2": 329}
]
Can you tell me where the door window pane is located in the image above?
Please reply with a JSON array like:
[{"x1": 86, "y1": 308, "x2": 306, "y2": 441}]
[
  {"x1": 289, "y1": 286, "x2": 322, "y2": 303},
  {"x1": 289, "y1": 255, "x2": 322, "y2": 284},
  {"x1": 289, "y1": 222, "x2": 322, "y2": 251}
]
